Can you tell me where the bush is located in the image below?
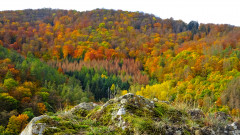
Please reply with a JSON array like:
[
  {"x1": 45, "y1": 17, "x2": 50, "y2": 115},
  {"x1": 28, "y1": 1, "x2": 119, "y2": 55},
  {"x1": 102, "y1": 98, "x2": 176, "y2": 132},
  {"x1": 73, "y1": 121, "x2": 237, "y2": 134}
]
[
  {"x1": 154, "y1": 103, "x2": 169, "y2": 117},
  {"x1": 22, "y1": 110, "x2": 35, "y2": 120}
]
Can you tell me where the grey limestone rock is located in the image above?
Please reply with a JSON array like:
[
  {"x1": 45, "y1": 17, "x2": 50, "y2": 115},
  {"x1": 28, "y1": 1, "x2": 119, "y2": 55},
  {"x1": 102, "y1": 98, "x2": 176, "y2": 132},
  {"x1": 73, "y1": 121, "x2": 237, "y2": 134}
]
[
  {"x1": 20, "y1": 115, "x2": 50, "y2": 135},
  {"x1": 69, "y1": 102, "x2": 98, "y2": 113},
  {"x1": 188, "y1": 109, "x2": 205, "y2": 119}
]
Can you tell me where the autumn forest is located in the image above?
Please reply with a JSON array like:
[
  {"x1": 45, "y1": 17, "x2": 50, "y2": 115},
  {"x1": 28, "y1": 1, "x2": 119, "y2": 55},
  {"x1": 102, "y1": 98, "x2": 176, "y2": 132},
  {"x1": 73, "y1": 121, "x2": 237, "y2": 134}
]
[{"x1": 0, "y1": 8, "x2": 240, "y2": 134}]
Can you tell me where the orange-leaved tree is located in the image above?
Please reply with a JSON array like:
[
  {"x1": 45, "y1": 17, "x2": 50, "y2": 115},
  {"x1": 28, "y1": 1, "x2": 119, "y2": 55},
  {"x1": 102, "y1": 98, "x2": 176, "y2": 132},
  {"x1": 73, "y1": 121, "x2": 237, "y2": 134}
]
[{"x1": 6, "y1": 114, "x2": 29, "y2": 134}]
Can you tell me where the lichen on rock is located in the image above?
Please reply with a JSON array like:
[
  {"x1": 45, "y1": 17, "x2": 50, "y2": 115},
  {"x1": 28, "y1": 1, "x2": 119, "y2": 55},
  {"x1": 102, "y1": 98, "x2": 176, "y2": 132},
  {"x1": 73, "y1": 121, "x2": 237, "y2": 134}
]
[
  {"x1": 20, "y1": 115, "x2": 50, "y2": 135},
  {"x1": 20, "y1": 93, "x2": 240, "y2": 135}
]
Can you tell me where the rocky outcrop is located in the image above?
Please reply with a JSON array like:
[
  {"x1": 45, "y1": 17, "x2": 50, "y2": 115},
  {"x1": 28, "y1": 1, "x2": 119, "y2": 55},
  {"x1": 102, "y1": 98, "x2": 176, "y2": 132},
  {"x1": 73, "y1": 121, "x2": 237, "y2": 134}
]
[
  {"x1": 69, "y1": 102, "x2": 99, "y2": 113},
  {"x1": 21, "y1": 93, "x2": 240, "y2": 135},
  {"x1": 20, "y1": 115, "x2": 50, "y2": 135},
  {"x1": 215, "y1": 120, "x2": 240, "y2": 135},
  {"x1": 20, "y1": 102, "x2": 98, "y2": 135},
  {"x1": 94, "y1": 93, "x2": 156, "y2": 118},
  {"x1": 215, "y1": 111, "x2": 232, "y2": 122}
]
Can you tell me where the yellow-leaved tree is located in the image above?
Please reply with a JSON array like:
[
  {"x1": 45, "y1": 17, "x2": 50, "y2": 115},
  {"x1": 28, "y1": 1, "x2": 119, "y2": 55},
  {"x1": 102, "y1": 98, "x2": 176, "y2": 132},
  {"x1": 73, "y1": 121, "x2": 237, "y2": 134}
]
[
  {"x1": 6, "y1": 114, "x2": 29, "y2": 134},
  {"x1": 136, "y1": 81, "x2": 173, "y2": 101}
]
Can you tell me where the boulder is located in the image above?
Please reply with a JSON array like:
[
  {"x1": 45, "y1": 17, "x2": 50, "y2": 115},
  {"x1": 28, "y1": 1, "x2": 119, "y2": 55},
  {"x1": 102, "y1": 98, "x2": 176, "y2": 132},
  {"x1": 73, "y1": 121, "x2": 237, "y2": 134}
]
[
  {"x1": 232, "y1": 120, "x2": 240, "y2": 130},
  {"x1": 200, "y1": 127, "x2": 215, "y2": 135},
  {"x1": 223, "y1": 121, "x2": 240, "y2": 135},
  {"x1": 215, "y1": 111, "x2": 231, "y2": 121},
  {"x1": 117, "y1": 107, "x2": 126, "y2": 116},
  {"x1": 121, "y1": 93, "x2": 134, "y2": 99},
  {"x1": 20, "y1": 115, "x2": 49, "y2": 135},
  {"x1": 120, "y1": 99, "x2": 127, "y2": 104},
  {"x1": 188, "y1": 109, "x2": 205, "y2": 119},
  {"x1": 69, "y1": 102, "x2": 98, "y2": 113}
]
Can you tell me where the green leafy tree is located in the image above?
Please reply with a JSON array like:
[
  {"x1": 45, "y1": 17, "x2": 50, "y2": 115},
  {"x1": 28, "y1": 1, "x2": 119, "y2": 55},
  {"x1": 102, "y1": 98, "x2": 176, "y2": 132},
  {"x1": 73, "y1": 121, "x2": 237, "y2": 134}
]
[
  {"x1": 0, "y1": 93, "x2": 18, "y2": 111},
  {"x1": 4, "y1": 71, "x2": 14, "y2": 79},
  {"x1": 3, "y1": 78, "x2": 18, "y2": 90},
  {"x1": 22, "y1": 109, "x2": 35, "y2": 120}
]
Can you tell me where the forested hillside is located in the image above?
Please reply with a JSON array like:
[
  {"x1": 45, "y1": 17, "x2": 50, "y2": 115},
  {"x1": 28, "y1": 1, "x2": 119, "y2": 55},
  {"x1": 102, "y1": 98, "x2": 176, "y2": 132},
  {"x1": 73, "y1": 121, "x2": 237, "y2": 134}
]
[
  {"x1": 0, "y1": 46, "x2": 95, "y2": 134},
  {"x1": 0, "y1": 8, "x2": 240, "y2": 134}
]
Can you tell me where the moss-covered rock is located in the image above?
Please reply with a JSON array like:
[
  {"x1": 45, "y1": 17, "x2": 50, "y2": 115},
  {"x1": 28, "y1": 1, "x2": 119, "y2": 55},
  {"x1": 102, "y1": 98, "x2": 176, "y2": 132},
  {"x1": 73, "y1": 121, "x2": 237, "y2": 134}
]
[
  {"x1": 43, "y1": 127, "x2": 61, "y2": 135},
  {"x1": 21, "y1": 93, "x2": 240, "y2": 135}
]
